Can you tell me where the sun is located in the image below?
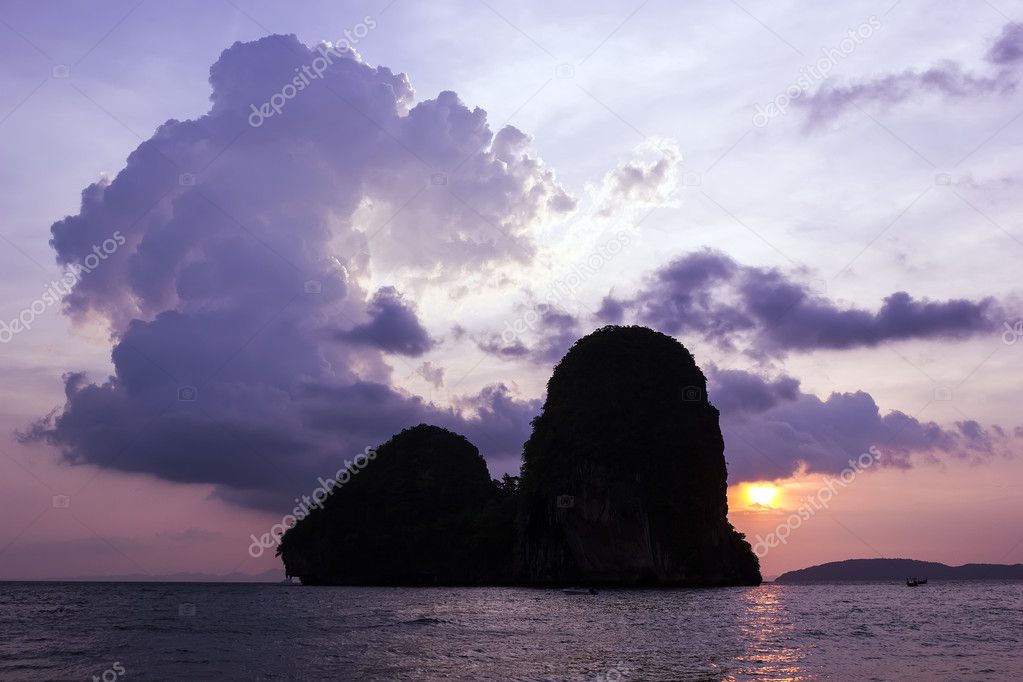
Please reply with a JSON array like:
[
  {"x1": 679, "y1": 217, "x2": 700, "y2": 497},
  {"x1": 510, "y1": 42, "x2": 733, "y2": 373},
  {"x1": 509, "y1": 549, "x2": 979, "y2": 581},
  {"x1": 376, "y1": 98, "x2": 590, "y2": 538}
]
[{"x1": 745, "y1": 484, "x2": 779, "y2": 507}]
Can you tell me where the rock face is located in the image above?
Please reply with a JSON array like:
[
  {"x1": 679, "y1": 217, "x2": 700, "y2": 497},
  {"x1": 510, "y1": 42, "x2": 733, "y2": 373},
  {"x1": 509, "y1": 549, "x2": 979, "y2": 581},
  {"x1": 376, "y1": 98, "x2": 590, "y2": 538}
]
[
  {"x1": 516, "y1": 325, "x2": 761, "y2": 586},
  {"x1": 278, "y1": 424, "x2": 517, "y2": 585},
  {"x1": 277, "y1": 326, "x2": 760, "y2": 587}
]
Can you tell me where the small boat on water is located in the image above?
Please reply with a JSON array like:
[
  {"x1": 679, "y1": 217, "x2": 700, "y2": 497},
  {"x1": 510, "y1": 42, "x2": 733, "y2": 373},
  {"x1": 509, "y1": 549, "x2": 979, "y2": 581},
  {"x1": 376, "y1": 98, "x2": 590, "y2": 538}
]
[
  {"x1": 279, "y1": 575, "x2": 299, "y2": 586},
  {"x1": 906, "y1": 577, "x2": 927, "y2": 587},
  {"x1": 562, "y1": 587, "x2": 598, "y2": 595}
]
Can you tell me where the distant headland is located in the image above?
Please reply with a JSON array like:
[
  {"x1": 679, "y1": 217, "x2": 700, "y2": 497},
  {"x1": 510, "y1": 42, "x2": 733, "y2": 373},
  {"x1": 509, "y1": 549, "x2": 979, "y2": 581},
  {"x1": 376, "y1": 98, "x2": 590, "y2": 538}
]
[
  {"x1": 775, "y1": 558, "x2": 1023, "y2": 583},
  {"x1": 278, "y1": 325, "x2": 762, "y2": 587}
]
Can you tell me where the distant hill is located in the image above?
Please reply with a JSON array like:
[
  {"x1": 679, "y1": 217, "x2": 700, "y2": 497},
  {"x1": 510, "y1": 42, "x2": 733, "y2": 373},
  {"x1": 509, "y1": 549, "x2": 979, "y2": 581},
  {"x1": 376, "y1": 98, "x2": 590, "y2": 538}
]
[
  {"x1": 775, "y1": 558, "x2": 1023, "y2": 583},
  {"x1": 7, "y1": 568, "x2": 284, "y2": 583}
]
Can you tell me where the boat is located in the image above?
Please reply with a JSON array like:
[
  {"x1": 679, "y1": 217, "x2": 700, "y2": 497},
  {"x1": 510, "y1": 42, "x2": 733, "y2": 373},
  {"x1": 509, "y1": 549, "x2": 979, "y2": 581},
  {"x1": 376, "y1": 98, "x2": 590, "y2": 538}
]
[
  {"x1": 906, "y1": 577, "x2": 927, "y2": 587},
  {"x1": 279, "y1": 575, "x2": 299, "y2": 586},
  {"x1": 561, "y1": 587, "x2": 598, "y2": 595}
]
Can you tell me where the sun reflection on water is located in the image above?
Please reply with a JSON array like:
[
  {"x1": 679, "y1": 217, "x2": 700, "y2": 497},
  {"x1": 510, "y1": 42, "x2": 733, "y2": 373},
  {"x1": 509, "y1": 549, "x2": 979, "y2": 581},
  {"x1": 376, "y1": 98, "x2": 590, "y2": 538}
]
[{"x1": 735, "y1": 585, "x2": 810, "y2": 681}]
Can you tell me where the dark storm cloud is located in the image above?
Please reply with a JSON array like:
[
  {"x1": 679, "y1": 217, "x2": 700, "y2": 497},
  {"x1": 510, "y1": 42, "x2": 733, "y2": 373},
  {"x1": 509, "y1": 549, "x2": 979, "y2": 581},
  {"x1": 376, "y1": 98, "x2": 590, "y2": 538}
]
[
  {"x1": 24, "y1": 35, "x2": 571, "y2": 510},
  {"x1": 708, "y1": 368, "x2": 1007, "y2": 482},
  {"x1": 334, "y1": 287, "x2": 435, "y2": 357},
  {"x1": 603, "y1": 249, "x2": 1000, "y2": 358},
  {"x1": 708, "y1": 368, "x2": 800, "y2": 415}
]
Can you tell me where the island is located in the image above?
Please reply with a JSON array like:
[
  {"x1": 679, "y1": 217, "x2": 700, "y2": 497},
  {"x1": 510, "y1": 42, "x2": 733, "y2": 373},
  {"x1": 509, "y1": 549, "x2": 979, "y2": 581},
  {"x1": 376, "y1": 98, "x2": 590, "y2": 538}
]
[
  {"x1": 278, "y1": 325, "x2": 762, "y2": 587},
  {"x1": 277, "y1": 424, "x2": 517, "y2": 585},
  {"x1": 775, "y1": 558, "x2": 1023, "y2": 583}
]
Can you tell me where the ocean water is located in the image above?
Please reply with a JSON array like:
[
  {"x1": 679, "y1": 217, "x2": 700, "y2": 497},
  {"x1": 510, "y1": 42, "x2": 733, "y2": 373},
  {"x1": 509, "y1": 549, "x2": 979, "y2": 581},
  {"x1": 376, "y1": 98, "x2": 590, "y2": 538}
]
[{"x1": 1, "y1": 581, "x2": 1020, "y2": 681}]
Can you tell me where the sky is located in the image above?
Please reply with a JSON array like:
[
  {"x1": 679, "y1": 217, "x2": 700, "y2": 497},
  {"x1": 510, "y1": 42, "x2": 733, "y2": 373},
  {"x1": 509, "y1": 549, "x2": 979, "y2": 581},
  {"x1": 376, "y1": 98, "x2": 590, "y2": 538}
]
[{"x1": 1, "y1": 0, "x2": 1022, "y2": 581}]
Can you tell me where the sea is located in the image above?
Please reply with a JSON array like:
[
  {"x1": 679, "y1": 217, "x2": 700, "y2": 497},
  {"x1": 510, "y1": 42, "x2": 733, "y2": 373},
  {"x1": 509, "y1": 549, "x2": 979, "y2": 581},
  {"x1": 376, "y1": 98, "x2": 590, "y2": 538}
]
[{"x1": 1, "y1": 581, "x2": 1020, "y2": 681}]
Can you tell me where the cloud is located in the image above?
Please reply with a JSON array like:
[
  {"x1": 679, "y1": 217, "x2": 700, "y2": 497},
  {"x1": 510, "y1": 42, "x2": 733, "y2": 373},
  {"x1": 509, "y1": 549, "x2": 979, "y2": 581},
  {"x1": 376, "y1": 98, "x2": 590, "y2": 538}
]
[
  {"x1": 796, "y1": 22, "x2": 1022, "y2": 128},
  {"x1": 593, "y1": 140, "x2": 680, "y2": 217},
  {"x1": 988, "y1": 22, "x2": 1023, "y2": 65},
  {"x1": 601, "y1": 249, "x2": 1001, "y2": 357},
  {"x1": 472, "y1": 304, "x2": 583, "y2": 364},
  {"x1": 22, "y1": 34, "x2": 1011, "y2": 513},
  {"x1": 334, "y1": 286, "x2": 434, "y2": 356},
  {"x1": 709, "y1": 368, "x2": 800, "y2": 415},
  {"x1": 709, "y1": 367, "x2": 1008, "y2": 482},
  {"x1": 296, "y1": 380, "x2": 539, "y2": 476},
  {"x1": 453, "y1": 384, "x2": 543, "y2": 473},
  {"x1": 523, "y1": 307, "x2": 582, "y2": 363},
  {"x1": 595, "y1": 295, "x2": 625, "y2": 324},
  {"x1": 416, "y1": 361, "x2": 445, "y2": 388},
  {"x1": 25, "y1": 35, "x2": 568, "y2": 510}
]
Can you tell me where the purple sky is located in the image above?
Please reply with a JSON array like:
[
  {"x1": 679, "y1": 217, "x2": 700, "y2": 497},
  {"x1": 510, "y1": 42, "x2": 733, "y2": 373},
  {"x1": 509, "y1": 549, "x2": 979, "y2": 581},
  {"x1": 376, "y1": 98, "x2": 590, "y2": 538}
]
[{"x1": 1, "y1": 0, "x2": 1022, "y2": 580}]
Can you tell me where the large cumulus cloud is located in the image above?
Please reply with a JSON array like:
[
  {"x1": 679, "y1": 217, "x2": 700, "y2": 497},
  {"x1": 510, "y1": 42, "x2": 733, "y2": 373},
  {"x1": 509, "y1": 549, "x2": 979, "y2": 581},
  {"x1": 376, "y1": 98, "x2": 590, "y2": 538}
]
[{"x1": 25, "y1": 35, "x2": 570, "y2": 509}]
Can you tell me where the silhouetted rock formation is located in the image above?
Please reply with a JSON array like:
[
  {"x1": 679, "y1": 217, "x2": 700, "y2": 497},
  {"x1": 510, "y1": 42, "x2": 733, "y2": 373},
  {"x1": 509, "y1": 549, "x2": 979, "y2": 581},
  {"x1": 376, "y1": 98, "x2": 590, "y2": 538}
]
[
  {"x1": 278, "y1": 326, "x2": 760, "y2": 587},
  {"x1": 775, "y1": 558, "x2": 1023, "y2": 583},
  {"x1": 278, "y1": 424, "x2": 517, "y2": 585},
  {"x1": 517, "y1": 326, "x2": 761, "y2": 586}
]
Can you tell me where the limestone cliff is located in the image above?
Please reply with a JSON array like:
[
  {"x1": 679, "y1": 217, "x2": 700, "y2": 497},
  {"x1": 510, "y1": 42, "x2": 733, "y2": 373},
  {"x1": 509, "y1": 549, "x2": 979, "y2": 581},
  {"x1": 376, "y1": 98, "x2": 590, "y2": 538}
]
[
  {"x1": 516, "y1": 325, "x2": 761, "y2": 586},
  {"x1": 278, "y1": 424, "x2": 517, "y2": 585}
]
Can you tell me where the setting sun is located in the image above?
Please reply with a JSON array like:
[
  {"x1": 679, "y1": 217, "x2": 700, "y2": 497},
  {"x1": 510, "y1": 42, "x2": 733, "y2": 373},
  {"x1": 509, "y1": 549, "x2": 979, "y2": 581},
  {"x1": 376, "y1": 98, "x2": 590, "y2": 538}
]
[{"x1": 745, "y1": 484, "x2": 779, "y2": 507}]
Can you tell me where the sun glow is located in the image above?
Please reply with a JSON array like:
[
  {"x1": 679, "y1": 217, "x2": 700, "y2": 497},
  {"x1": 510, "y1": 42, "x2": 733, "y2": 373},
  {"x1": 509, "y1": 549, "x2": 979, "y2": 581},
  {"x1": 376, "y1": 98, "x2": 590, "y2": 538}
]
[{"x1": 745, "y1": 484, "x2": 779, "y2": 507}]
